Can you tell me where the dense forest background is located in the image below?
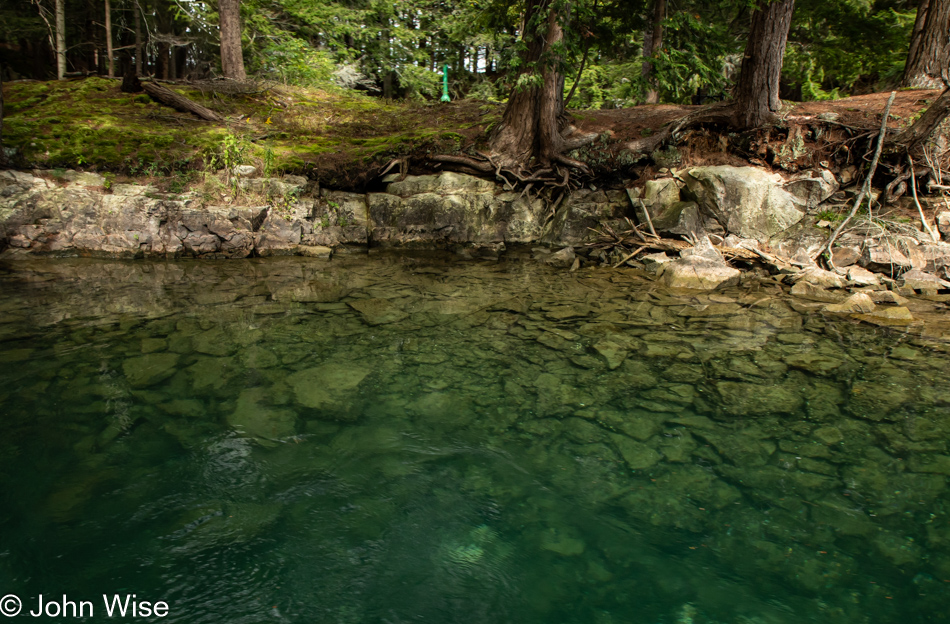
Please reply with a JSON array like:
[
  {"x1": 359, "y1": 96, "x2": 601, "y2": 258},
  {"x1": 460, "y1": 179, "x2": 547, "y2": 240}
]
[{"x1": 0, "y1": 0, "x2": 932, "y2": 107}]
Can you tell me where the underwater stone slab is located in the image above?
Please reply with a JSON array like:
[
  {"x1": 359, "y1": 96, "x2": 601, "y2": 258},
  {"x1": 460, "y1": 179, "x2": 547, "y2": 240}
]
[
  {"x1": 812, "y1": 426, "x2": 844, "y2": 445},
  {"x1": 123, "y1": 352, "x2": 179, "y2": 388},
  {"x1": 347, "y1": 298, "x2": 409, "y2": 325},
  {"x1": 288, "y1": 363, "x2": 370, "y2": 417},
  {"x1": 611, "y1": 433, "x2": 662, "y2": 470},
  {"x1": 227, "y1": 387, "x2": 297, "y2": 444},
  {"x1": 592, "y1": 339, "x2": 628, "y2": 369},
  {"x1": 694, "y1": 430, "x2": 776, "y2": 467},
  {"x1": 716, "y1": 381, "x2": 804, "y2": 416},
  {"x1": 539, "y1": 527, "x2": 585, "y2": 556},
  {"x1": 823, "y1": 293, "x2": 876, "y2": 314},
  {"x1": 854, "y1": 306, "x2": 915, "y2": 326}
]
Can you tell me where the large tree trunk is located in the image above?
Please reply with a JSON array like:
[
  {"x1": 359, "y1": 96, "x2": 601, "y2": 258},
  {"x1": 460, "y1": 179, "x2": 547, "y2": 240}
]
[
  {"x1": 641, "y1": 0, "x2": 666, "y2": 105},
  {"x1": 134, "y1": 0, "x2": 143, "y2": 75},
  {"x1": 732, "y1": 0, "x2": 795, "y2": 129},
  {"x1": 219, "y1": 0, "x2": 246, "y2": 80},
  {"x1": 890, "y1": 87, "x2": 950, "y2": 150},
  {"x1": 901, "y1": 0, "x2": 950, "y2": 89},
  {"x1": 0, "y1": 64, "x2": 6, "y2": 166},
  {"x1": 489, "y1": 0, "x2": 584, "y2": 169},
  {"x1": 55, "y1": 0, "x2": 66, "y2": 80},
  {"x1": 105, "y1": 0, "x2": 114, "y2": 78}
]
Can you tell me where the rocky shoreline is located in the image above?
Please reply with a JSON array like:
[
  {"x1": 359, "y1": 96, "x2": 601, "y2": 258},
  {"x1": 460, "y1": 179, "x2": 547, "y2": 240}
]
[{"x1": 3, "y1": 165, "x2": 950, "y2": 327}]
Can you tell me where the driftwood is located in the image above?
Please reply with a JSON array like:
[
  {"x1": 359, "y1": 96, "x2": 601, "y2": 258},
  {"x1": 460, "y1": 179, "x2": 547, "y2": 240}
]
[
  {"x1": 588, "y1": 220, "x2": 763, "y2": 263},
  {"x1": 815, "y1": 91, "x2": 895, "y2": 267},
  {"x1": 143, "y1": 81, "x2": 223, "y2": 122}
]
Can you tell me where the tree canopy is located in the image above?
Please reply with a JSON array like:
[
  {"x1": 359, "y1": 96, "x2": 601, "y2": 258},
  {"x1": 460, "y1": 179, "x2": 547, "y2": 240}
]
[{"x1": 0, "y1": 0, "x2": 931, "y2": 106}]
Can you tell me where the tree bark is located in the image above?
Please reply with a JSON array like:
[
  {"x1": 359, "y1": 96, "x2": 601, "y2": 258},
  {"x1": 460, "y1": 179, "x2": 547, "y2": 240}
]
[
  {"x1": 55, "y1": 0, "x2": 66, "y2": 80},
  {"x1": 0, "y1": 64, "x2": 6, "y2": 166},
  {"x1": 890, "y1": 87, "x2": 950, "y2": 150},
  {"x1": 901, "y1": 0, "x2": 950, "y2": 88},
  {"x1": 134, "y1": 0, "x2": 142, "y2": 76},
  {"x1": 218, "y1": 0, "x2": 246, "y2": 80},
  {"x1": 489, "y1": 0, "x2": 591, "y2": 170},
  {"x1": 732, "y1": 0, "x2": 795, "y2": 130},
  {"x1": 143, "y1": 81, "x2": 224, "y2": 121},
  {"x1": 105, "y1": 0, "x2": 114, "y2": 78},
  {"x1": 641, "y1": 0, "x2": 666, "y2": 104}
]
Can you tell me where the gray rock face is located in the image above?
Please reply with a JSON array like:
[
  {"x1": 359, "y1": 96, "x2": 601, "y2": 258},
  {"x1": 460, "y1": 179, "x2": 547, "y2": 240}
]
[
  {"x1": 900, "y1": 269, "x2": 950, "y2": 291},
  {"x1": 655, "y1": 236, "x2": 741, "y2": 290},
  {"x1": 233, "y1": 165, "x2": 258, "y2": 177},
  {"x1": 859, "y1": 242, "x2": 913, "y2": 275},
  {"x1": 936, "y1": 211, "x2": 950, "y2": 240},
  {"x1": 0, "y1": 170, "x2": 341, "y2": 258},
  {"x1": 784, "y1": 169, "x2": 839, "y2": 208},
  {"x1": 682, "y1": 166, "x2": 805, "y2": 242}
]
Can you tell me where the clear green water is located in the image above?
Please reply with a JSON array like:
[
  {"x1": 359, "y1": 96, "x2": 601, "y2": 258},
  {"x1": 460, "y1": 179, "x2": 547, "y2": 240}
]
[{"x1": 1, "y1": 254, "x2": 949, "y2": 624}]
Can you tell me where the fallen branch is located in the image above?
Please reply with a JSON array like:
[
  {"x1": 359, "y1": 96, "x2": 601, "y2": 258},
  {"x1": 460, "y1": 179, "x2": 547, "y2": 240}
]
[
  {"x1": 143, "y1": 81, "x2": 223, "y2": 122},
  {"x1": 908, "y1": 153, "x2": 941, "y2": 242},
  {"x1": 626, "y1": 188, "x2": 657, "y2": 238},
  {"x1": 815, "y1": 91, "x2": 895, "y2": 267},
  {"x1": 612, "y1": 245, "x2": 650, "y2": 268}
]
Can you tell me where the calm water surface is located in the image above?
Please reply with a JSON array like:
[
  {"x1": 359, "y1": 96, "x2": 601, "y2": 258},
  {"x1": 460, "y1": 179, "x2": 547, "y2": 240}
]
[{"x1": 1, "y1": 253, "x2": 949, "y2": 623}]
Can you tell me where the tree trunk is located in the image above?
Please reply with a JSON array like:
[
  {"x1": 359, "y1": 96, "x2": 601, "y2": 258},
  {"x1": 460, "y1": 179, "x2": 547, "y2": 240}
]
[
  {"x1": 219, "y1": 0, "x2": 246, "y2": 80},
  {"x1": 490, "y1": 0, "x2": 575, "y2": 168},
  {"x1": 732, "y1": 0, "x2": 795, "y2": 129},
  {"x1": 55, "y1": 0, "x2": 66, "y2": 80},
  {"x1": 134, "y1": 0, "x2": 142, "y2": 76},
  {"x1": 641, "y1": 0, "x2": 666, "y2": 104},
  {"x1": 105, "y1": 0, "x2": 114, "y2": 78},
  {"x1": 890, "y1": 87, "x2": 950, "y2": 150},
  {"x1": 0, "y1": 63, "x2": 6, "y2": 166},
  {"x1": 901, "y1": 0, "x2": 950, "y2": 88}
]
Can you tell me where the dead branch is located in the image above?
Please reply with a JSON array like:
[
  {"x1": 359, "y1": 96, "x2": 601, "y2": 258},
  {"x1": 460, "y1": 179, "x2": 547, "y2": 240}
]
[
  {"x1": 142, "y1": 81, "x2": 223, "y2": 122},
  {"x1": 908, "y1": 153, "x2": 941, "y2": 241},
  {"x1": 816, "y1": 91, "x2": 896, "y2": 266},
  {"x1": 625, "y1": 188, "x2": 657, "y2": 238}
]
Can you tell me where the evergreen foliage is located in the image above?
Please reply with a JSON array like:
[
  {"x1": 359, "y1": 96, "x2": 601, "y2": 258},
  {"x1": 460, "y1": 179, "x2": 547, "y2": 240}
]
[{"x1": 0, "y1": 0, "x2": 933, "y2": 106}]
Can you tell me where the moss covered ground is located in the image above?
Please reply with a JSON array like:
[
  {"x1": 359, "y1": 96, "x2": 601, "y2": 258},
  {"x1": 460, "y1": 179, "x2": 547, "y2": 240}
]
[
  {"x1": 2, "y1": 77, "x2": 499, "y2": 189},
  {"x1": 2, "y1": 78, "x2": 943, "y2": 192}
]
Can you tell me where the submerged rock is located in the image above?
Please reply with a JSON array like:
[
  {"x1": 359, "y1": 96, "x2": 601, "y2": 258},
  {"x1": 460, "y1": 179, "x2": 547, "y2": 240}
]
[
  {"x1": 123, "y1": 352, "x2": 179, "y2": 388},
  {"x1": 288, "y1": 363, "x2": 371, "y2": 419},
  {"x1": 716, "y1": 381, "x2": 804, "y2": 416},
  {"x1": 823, "y1": 293, "x2": 876, "y2": 314},
  {"x1": 227, "y1": 387, "x2": 296, "y2": 443},
  {"x1": 347, "y1": 298, "x2": 409, "y2": 325},
  {"x1": 541, "y1": 246, "x2": 576, "y2": 268}
]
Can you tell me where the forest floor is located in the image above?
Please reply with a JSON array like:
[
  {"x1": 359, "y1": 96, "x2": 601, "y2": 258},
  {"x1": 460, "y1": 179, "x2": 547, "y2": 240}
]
[{"x1": 1, "y1": 76, "x2": 944, "y2": 195}]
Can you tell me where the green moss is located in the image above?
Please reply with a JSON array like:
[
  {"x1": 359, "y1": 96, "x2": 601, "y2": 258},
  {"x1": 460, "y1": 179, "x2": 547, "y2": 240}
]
[{"x1": 3, "y1": 77, "x2": 490, "y2": 181}]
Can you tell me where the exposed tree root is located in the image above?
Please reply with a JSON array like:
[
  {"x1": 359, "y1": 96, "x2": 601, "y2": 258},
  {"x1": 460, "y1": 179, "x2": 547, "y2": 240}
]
[{"x1": 625, "y1": 101, "x2": 735, "y2": 155}]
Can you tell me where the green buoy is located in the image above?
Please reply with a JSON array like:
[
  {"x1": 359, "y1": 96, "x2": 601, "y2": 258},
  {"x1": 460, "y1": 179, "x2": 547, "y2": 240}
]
[{"x1": 441, "y1": 64, "x2": 451, "y2": 102}]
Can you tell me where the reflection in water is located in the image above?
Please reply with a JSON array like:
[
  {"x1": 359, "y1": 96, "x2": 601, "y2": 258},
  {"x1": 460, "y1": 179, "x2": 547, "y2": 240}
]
[{"x1": 1, "y1": 253, "x2": 949, "y2": 623}]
